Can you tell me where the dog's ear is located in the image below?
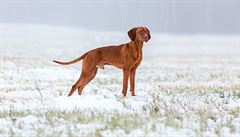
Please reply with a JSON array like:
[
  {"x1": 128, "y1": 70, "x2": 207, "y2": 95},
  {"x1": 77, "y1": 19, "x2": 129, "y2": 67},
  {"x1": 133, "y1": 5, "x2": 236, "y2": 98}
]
[
  {"x1": 128, "y1": 28, "x2": 137, "y2": 41},
  {"x1": 146, "y1": 28, "x2": 151, "y2": 40}
]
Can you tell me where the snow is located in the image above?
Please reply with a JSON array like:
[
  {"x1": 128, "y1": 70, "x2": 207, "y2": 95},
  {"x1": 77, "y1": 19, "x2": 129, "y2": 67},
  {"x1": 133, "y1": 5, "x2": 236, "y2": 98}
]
[
  {"x1": 51, "y1": 96, "x2": 124, "y2": 111},
  {"x1": 0, "y1": 23, "x2": 240, "y2": 136}
]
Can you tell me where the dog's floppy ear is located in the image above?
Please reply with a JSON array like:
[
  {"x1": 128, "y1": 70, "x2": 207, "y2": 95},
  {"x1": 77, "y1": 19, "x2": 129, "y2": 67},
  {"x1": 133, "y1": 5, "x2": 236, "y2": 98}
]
[
  {"x1": 146, "y1": 28, "x2": 151, "y2": 40},
  {"x1": 128, "y1": 27, "x2": 137, "y2": 41}
]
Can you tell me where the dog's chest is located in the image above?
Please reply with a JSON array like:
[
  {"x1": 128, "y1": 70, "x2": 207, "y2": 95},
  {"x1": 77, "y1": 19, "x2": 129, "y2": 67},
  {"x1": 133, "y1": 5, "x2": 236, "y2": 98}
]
[
  {"x1": 132, "y1": 52, "x2": 142, "y2": 65},
  {"x1": 131, "y1": 49, "x2": 141, "y2": 59}
]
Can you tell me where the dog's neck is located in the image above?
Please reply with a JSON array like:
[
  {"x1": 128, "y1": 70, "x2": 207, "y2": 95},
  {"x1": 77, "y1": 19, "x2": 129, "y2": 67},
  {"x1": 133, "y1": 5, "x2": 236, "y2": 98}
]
[{"x1": 131, "y1": 40, "x2": 143, "y2": 53}]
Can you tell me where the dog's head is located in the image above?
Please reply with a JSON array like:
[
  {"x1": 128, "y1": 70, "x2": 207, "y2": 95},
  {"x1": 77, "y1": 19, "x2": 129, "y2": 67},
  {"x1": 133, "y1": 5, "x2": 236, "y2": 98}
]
[{"x1": 128, "y1": 27, "x2": 151, "y2": 42}]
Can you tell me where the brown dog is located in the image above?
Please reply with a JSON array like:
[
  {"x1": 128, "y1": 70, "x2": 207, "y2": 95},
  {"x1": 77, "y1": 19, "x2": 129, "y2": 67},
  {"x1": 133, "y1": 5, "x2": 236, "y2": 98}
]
[{"x1": 53, "y1": 27, "x2": 151, "y2": 96}]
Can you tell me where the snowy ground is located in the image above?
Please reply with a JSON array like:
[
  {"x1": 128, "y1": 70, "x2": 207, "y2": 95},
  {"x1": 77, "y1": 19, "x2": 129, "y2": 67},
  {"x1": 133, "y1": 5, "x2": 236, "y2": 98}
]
[{"x1": 0, "y1": 24, "x2": 240, "y2": 137}]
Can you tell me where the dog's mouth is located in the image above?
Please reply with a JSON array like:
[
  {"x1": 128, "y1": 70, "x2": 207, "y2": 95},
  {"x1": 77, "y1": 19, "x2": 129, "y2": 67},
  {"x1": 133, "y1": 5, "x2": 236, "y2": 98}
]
[{"x1": 144, "y1": 38, "x2": 149, "y2": 42}]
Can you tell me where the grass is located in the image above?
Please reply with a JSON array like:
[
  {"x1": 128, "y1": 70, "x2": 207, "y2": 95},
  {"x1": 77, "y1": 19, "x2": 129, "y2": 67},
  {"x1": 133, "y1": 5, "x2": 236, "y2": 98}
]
[
  {"x1": 0, "y1": 109, "x2": 150, "y2": 136},
  {"x1": 1, "y1": 78, "x2": 239, "y2": 136}
]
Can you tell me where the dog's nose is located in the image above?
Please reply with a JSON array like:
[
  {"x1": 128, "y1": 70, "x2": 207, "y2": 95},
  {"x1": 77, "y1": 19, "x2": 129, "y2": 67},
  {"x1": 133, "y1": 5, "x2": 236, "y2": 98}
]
[{"x1": 144, "y1": 35, "x2": 149, "y2": 40}]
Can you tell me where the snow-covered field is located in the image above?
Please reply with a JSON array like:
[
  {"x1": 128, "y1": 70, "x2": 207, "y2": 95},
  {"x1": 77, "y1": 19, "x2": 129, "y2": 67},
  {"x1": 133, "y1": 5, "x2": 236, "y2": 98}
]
[{"x1": 0, "y1": 24, "x2": 240, "y2": 137}]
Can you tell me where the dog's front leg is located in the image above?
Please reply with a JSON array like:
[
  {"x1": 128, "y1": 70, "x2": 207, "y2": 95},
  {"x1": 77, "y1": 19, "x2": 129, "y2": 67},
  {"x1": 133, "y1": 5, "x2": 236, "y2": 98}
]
[
  {"x1": 122, "y1": 70, "x2": 130, "y2": 97},
  {"x1": 130, "y1": 69, "x2": 136, "y2": 96},
  {"x1": 130, "y1": 58, "x2": 142, "y2": 96}
]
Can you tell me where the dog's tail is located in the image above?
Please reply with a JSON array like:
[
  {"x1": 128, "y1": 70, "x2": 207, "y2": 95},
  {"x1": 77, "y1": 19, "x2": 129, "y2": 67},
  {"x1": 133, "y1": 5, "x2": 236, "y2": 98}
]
[{"x1": 53, "y1": 52, "x2": 88, "y2": 65}]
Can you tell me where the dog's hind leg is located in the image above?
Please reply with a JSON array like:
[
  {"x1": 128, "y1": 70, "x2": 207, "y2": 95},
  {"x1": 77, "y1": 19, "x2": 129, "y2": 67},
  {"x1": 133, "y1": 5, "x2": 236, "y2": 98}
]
[
  {"x1": 68, "y1": 79, "x2": 80, "y2": 96},
  {"x1": 77, "y1": 68, "x2": 98, "y2": 95},
  {"x1": 67, "y1": 53, "x2": 99, "y2": 96},
  {"x1": 67, "y1": 68, "x2": 96, "y2": 96}
]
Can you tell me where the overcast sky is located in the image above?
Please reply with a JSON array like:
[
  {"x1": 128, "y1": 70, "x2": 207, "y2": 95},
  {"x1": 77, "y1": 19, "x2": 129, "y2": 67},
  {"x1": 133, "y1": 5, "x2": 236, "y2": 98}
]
[{"x1": 1, "y1": 0, "x2": 239, "y2": 34}]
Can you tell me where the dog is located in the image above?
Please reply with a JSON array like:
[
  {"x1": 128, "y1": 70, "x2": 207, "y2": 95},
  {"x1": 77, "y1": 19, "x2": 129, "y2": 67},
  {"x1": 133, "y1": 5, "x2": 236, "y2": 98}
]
[{"x1": 53, "y1": 27, "x2": 151, "y2": 96}]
